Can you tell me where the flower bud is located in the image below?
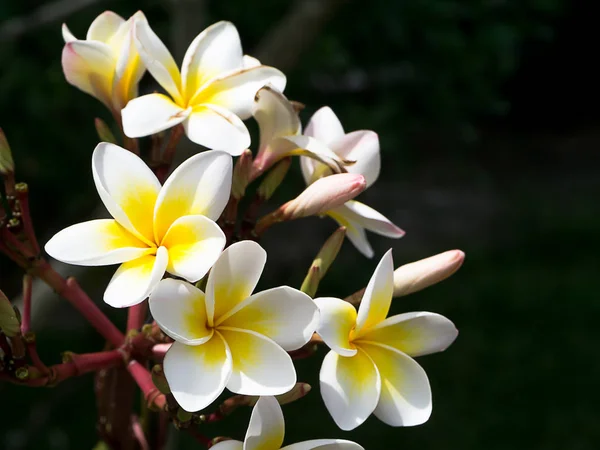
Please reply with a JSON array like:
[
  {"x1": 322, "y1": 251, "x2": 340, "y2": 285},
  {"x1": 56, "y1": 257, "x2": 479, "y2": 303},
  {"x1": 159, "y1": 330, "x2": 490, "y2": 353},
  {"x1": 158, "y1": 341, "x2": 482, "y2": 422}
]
[
  {"x1": 94, "y1": 118, "x2": 118, "y2": 145},
  {"x1": 301, "y1": 227, "x2": 346, "y2": 296},
  {"x1": 0, "y1": 289, "x2": 20, "y2": 337},
  {"x1": 0, "y1": 128, "x2": 15, "y2": 175},
  {"x1": 231, "y1": 149, "x2": 253, "y2": 200},
  {"x1": 393, "y1": 250, "x2": 465, "y2": 297},
  {"x1": 257, "y1": 157, "x2": 291, "y2": 201}
]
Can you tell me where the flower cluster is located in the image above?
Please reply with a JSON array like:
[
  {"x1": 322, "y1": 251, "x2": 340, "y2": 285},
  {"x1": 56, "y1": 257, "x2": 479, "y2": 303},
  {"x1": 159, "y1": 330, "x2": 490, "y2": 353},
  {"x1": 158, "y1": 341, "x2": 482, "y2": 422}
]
[{"x1": 20, "y1": 9, "x2": 464, "y2": 448}]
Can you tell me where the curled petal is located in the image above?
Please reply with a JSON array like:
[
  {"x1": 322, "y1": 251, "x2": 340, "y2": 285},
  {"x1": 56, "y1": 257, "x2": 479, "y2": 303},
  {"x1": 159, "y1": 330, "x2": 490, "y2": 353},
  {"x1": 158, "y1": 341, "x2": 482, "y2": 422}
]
[
  {"x1": 212, "y1": 442, "x2": 244, "y2": 450},
  {"x1": 45, "y1": 219, "x2": 151, "y2": 266},
  {"x1": 305, "y1": 106, "x2": 345, "y2": 146},
  {"x1": 243, "y1": 55, "x2": 261, "y2": 68},
  {"x1": 164, "y1": 335, "x2": 232, "y2": 412},
  {"x1": 253, "y1": 86, "x2": 301, "y2": 154},
  {"x1": 153, "y1": 150, "x2": 232, "y2": 242},
  {"x1": 326, "y1": 210, "x2": 374, "y2": 259},
  {"x1": 122, "y1": 93, "x2": 190, "y2": 138},
  {"x1": 360, "y1": 342, "x2": 432, "y2": 427},
  {"x1": 149, "y1": 279, "x2": 212, "y2": 345},
  {"x1": 314, "y1": 297, "x2": 357, "y2": 357},
  {"x1": 244, "y1": 396, "x2": 285, "y2": 450},
  {"x1": 330, "y1": 131, "x2": 380, "y2": 188},
  {"x1": 104, "y1": 246, "x2": 168, "y2": 307},
  {"x1": 87, "y1": 11, "x2": 125, "y2": 43},
  {"x1": 319, "y1": 349, "x2": 380, "y2": 431},
  {"x1": 283, "y1": 441, "x2": 364, "y2": 450},
  {"x1": 62, "y1": 24, "x2": 77, "y2": 43},
  {"x1": 162, "y1": 215, "x2": 226, "y2": 282},
  {"x1": 333, "y1": 201, "x2": 404, "y2": 239}
]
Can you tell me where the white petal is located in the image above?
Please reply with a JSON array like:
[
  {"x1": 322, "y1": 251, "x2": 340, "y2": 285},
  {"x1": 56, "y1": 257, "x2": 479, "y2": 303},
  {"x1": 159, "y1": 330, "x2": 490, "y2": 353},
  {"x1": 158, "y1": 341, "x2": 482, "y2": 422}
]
[
  {"x1": 354, "y1": 249, "x2": 394, "y2": 336},
  {"x1": 45, "y1": 219, "x2": 151, "y2": 266},
  {"x1": 148, "y1": 279, "x2": 212, "y2": 345},
  {"x1": 219, "y1": 286, "x2": 319, "y2": 351},
  {"x1": 337, "y1": 201, "x2": 405, "y2": 239},
  {"x1": 181, "y1": 21, "x2": 243, "y2": 100},
  {"x1": 92, "y1": 142, "x2": 161, "y2": 244},
  {"x1": 122, "y1": 93, "x2": 190, "y2": 138},
  {"x1": 162, "y1": 215, "x2": 226, "y2": 282},
  {"x1": 163, "y1": 335, "x2": 232, "y2": 412},
  {"x1": 87, "y1": 11, "x2": 125, "y2": 43},
  {"x1": 244, "y1": 396, "x2": 285, "y2": 450},
  {"x1": 330, "y1": 131, "x2": 380, "y2": 188},
  {"x1": 206, "y1": 240, "x2": 266, "y2": 325},
  {"x1": 153, "y1": 150, "x2": 232, "y2": 242},
  {"x1": 134, "y1": 14, "x2": 183, "y2": 103},
  {"x1": 103, "y1": 246, "x2": 168, "y2": 308},
  {"x1": 198, "y1": 66, "x2": 286, "y2": 119},
  {"x1": 319, "y1": 349, "x2": 380, "y2": 431},
  {"x1": 305, "y1": 107, "x2": 345, "y2": 146},
  {"x1": 358, "y1": 312, "x2": 458, "y2": 357},
  {"x1": 359, "y1": 343, "x2": 432, "y2": 427},
  {"x1": 62, "y1": 24, "x2": 77, "y2": 43},
  {"x1": 212, "y1": 441, "x2": 244, "y2": 450},
  {"x1": 184, "y1": 104, "x2": 250, "y2": 155},
  {"x1": 220, "y1": 328, "x2": 296, "y2": 396},
  {"x1": 283, "y1": 440, "x2": 364, "y2": 450},
  {"x1": 243, "y1": 55, "x2": 261, "y2": 68},
  {"x1": 314, "y1": 297, "x2": 357, "y2": 357},
  {"x1": 325, "y1": 210, "x2": 374, "y2": 259}
]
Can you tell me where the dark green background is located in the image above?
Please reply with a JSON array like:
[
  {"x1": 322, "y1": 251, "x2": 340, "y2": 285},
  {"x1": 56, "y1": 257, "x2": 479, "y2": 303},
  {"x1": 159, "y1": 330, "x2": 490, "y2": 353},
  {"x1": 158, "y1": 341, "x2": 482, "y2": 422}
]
[{"x1": 1, "y1": 0, "x2": 599, "y2": 449}]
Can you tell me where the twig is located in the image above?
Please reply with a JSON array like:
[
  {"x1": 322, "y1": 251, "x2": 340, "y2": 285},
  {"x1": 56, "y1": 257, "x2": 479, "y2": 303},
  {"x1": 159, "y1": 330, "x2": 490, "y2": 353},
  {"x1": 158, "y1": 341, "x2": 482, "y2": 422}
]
[
  {"x1": 127, "y1": 360, "x2": 166, "y2": 410},
  {"x1": 127, "y1": 300, "x2": 148, "y2": 332},
  {"x1": 20, "y1": 274, "x2": 32, "y2": 334}
]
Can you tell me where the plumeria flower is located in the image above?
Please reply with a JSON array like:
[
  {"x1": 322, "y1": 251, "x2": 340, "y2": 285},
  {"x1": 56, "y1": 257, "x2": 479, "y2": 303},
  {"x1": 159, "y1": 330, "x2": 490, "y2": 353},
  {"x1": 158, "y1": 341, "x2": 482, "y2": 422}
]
[
  {"x1": 212, "y1": 396, "x2": 363, "y2": 450},
  {"x1": 149, "y1": 241, "x2": 319, "y2": 412},
  {"x1": 45, "y1": 143, "x2": 231, "y2": 307},
  {"x1": 301, "y1": 107, "x2": 404, "y2": 258},
  {"x1": 316, "y1": 250, "x2": 458, "y2": 430},
  {"x1": 122, "y1": 18, "x2": 285, "y2": 156},
  {"x1": 251, "y1": 86, "x2": 350, "y2": 179},
  {"x1": 62, "y1": 11, "x2": 145, "y2": 113}
]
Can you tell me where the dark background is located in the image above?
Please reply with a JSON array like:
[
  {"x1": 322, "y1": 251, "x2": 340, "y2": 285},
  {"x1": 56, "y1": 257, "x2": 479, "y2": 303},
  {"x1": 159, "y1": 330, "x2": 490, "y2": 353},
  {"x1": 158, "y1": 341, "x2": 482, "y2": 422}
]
[{"x1": 1, "y1": 0, "x2": 599, "y2": 449}]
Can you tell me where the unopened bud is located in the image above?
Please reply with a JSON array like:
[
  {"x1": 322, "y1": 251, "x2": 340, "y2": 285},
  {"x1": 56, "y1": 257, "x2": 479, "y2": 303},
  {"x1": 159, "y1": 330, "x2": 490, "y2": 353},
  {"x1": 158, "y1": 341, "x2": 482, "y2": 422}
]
[
  {"x1": 94, "y1": 118, "x2": 117, "y2": 144},
  {"x1": 0, "y1": 289, "x2": 20, "y2": 337},
  {"x1": 257, "y1": 157, "x2": 291, "y2": 201},
  {"x1": 301, "y1": 227, "x2": 346, "y2": 297},
  {"x1": 151, "y1": 364, "x2": 171, "y2": 394},
  {"x1": 231, "y1": 149, "x2": 253, "y2": 200},
  {"x1": 300, "y1": 265, "x2": 320, "y2": 297},
  {"x1": 0, "y1": 127, "x2": 14, "y2": 175},
  {"x1": 393, "y1": 250, "x2": 465, "y2": 297},
  {"x1": 283, "y1": 173, "x2": 366, "y2": 220}
]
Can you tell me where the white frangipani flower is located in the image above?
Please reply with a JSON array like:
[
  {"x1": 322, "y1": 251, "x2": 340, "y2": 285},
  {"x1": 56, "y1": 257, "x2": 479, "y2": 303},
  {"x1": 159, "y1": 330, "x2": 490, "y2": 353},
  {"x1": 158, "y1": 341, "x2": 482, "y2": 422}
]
[
  {"x1": 45, "y1": 143, "x2": 231, "y2": 307},
  {"x1": 212, "y1": 396, "x2": 363, "y2": 450},
  {"x1": 122, "y1": 18, "x2": 285, "y2": 156},
  {"x1": 62, "y1": 11, "x2": 145, "y2": 112},
  {"x1": 149, "y1": 241, "x2": 319, "y2": 412},
  {"x1": 316, "y1": 250, "x2": 458, "y2": 430},
  {"x1": 301, "y1": 107, "x2": 405, "y2": 258}
]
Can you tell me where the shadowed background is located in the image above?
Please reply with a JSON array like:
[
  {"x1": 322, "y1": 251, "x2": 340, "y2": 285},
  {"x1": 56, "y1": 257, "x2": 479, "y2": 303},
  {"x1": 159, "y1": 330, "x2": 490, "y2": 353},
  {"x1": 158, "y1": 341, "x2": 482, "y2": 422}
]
[{"x1": 1, "y1": 0, "x2": 599, "y2": 449}]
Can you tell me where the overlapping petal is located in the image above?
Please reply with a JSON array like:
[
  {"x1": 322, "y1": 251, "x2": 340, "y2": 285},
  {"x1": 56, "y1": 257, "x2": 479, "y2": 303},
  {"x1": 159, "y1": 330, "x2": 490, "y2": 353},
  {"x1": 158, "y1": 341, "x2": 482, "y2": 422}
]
[
  {"x1": 359, "y1": 342, "x2": 432, "y2": 427},
  {"x1": 206, "y1": 241, "x2": 266, "y2": 325},
  {"x1": 334, "y1": 201, "x2": 404, "y2": 239},
  {"x1": 325, "y1": 211, "x2": 374, "y2": 258},
  {"x1": 304, "y1": 107, "x2": 345, "y2": 146},
  {"x1": 184, "y1": 104, "x2": 249, "y2": 155},
  {"x1": 314, "y1": 297, "x2": 357, "y2": 357},
  {"x1": 162, "y1": 215, "x2": 225, "y2": 282},
  {"x1": 253, "y1": 86, "x2": 301, "y2": 154},
  {"x1": 122, "y1": 94, "x2": 190, "y2": 138},
  {"x1": 265, "y1": 135, "x2": 346, "y2": 175},
  {"x1": 219, "y1": 286, "x2": 318, "y2": 351},
  {"x1": 148, "y1": 279, "x2": 212, "y2": 345},
  {"x1": 284, "y1": 441, "x2": 364, "y2": 450},
  {"x1": 319, "y1": 349, "x2": 380, "y2": 431},
  {"x1": 164, "y1": 335, "x2": 232, "y2": 412},
  {"x1": 244, "y1": 396, "x2": 285, "y2": 450},
  {"x1": 329, "y1": 131, "x2": 380, "y2": 187},
  {"x1": 44, "y1": 219, "x2": 151, "y2": 266},
  {"x1": 86, "y1": 11, "x2": 125, "y2": 42},
  {"x1": 211, "y1": 442, "x2": 243, "y2": 450}
]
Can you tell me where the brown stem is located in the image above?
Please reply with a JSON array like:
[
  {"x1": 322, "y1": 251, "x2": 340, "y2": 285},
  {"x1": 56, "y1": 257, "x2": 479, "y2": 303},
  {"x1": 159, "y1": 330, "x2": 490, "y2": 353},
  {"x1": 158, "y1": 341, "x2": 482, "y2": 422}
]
[
  {"x1": 15, "y1": 183, "x2": 39, "y2": 254},
  {"x1": 186, "y1": 427, "x2": 212, "y2": 448},
  {"x1": 20, "y1": 274, "x2": 32, "y2": 334}
]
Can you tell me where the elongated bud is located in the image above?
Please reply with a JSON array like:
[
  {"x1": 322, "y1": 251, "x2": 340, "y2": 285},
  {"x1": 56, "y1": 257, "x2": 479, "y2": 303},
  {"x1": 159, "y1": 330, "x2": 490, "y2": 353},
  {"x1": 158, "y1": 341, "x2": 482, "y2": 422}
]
[
  {"x1": 0, "y1": 128, "x2": 15, "y2": 175},
  {"x1": 257, "y1": 157, "x2": 291, "y2": 201},
  {"x1": 393, "y1": 250, "x2": 465, "y2": 297},
  {"x1": 0, "y1": 289, "x2": 20, "y2": 337},
  {"x1": 94, "y1": 118, "x2": 117, "y2": 144},
  {"x1": 301, "y1": 227, "x2": 346, "y2": 297},
  {"x1": 231, "y1": 149, "x2": 253, "y2": 200},
  {"x1": 283, "y1": 173, "x2": 366, "y2": 220}
]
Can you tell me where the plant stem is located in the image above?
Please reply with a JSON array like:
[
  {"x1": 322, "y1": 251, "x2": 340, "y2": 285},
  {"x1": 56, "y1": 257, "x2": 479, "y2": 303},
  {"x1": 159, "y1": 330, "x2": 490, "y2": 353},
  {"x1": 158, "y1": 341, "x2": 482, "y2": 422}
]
[
  {"x1": 20, "y1": 274, "x2": 32, "y2": 334},
  {"x1": 127, "y1": 360, "x2": 166, "y2": 410},
  {"x1": 127, "y1": 300, "x2": 148, "y2": 332},
  {"x1": 155, "y1": 125, "x2": 184, "y2": 183},
  {"x1": 15, "y1": 183, "x2": 39, "y2": 254}
]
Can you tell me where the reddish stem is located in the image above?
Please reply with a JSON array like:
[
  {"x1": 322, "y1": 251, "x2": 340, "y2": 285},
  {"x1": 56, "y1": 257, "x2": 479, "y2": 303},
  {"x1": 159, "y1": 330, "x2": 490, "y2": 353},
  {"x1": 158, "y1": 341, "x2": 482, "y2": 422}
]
[
  {"x1": 20, "y1": 274, "x2": 32, "y2": 334},
  {"x1": 131, "y1": 414, "x2": 150, "y2": 450},
  {"x1": 15, "y1": 184, "x2": 40, "y2": 254},
  {"x1": 151, "y1": 343, "x2": 171, "y2": 361},
  {"x1": 127, "y1": 300, "x2": 148, "y2": 332},
  {"x1": 186, "y1": 427, "x2": 212, "y2": 448},
  {"x1": 127, "y1": 360, "x2": 166, "y2": 410}
]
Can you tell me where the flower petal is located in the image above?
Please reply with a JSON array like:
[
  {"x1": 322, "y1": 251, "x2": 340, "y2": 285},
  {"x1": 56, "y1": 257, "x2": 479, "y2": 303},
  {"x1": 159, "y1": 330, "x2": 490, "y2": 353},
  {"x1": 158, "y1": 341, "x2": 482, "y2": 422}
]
[
  {"x1": 104, "y1": 246, "x2": 168, "y2": 308},
  {"x1": 134, "y1": 14, "x2": 183, "y2": 103},
  {"x1": 206, "y1": 241, "x2": 266, "y2": 325},
  {"x1": 45, "y1": 219, "x2": 151, "y2": 266},
  {"x1": 220, "y1": 328, "x2": 296, "y2": 396},
  {"x1": 62, "y1": 41, "x2": 114, "y2": 107},
  {"x1": 335, "y1": 201, "x2": 405, "y2": 239},
  {"x1": 244, "y1": 396, "x2": 285, "y2": 450},
  {"x1": 92, "y1": 142, "x2": 161, "y2": 245},
  {"x1": 212, "y1": 442, "x2": 244, "y2": 450},
  {"x1": 319, "y1": 349, "x2": 380, "y2": 431},
  {"x1": 330, "y1": 131, "x2": 380, "y2": 188},
  {"x1": 305, "y1": 107, "x2": 345, "y2": 146},
  {"x1": 198, "y1": 66, "x2": 286, "y2": 120},
  {"x1": 149, "y1": 279, "x2": 213, "y2": 345},
  {"x1": 353, "y1": 249, "x2": 394, "y2": 337},
  {"x1": 162, "y1": 215, "x2": 226, "y2": 282},
  {"x1": 314, "y1": 297, "x2": 357, "y2": 357},
  {"x1": 122, "y1": 93, "x2": 190, "y2": 138},
  {"x1": 357, "y1": 312, "x2": 458, "y2": 357},
  {"x1": 153, "y1": 150, "x2": 232, "y2": 242},
  {"x1": 243, "y1": 55, "x2": 261, "y2": 68},
  {"x1": 184, "y1": 104, "x2": 250, "y2": 155},
  {"x1": 86, "y1": 11, "x2": 125, "y2": 43},
  {"x1": 283, "y1": 440, "x2": 364, "y2": 450},
  {"x1": 164, "y1": 335, "x2": 232, "y2": 412},
  {"x1": 253, "y1": 86, "x2": 301, "y2": 154},
  {"x1": 325, "y1": 210, "x2": 373, "y2": 259},
  {"x1": 181, "y1": 21, "x2": 243, "y2": 100},
  {"x1": 219, "y1": 286, "x2": 319, "y2": 351},
  {"x1": 359, "y1": 343, "x2": 431, "y2": 427},
  {"x1": 62, "y1": 24, "x2": 77, "y2": 43}
]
